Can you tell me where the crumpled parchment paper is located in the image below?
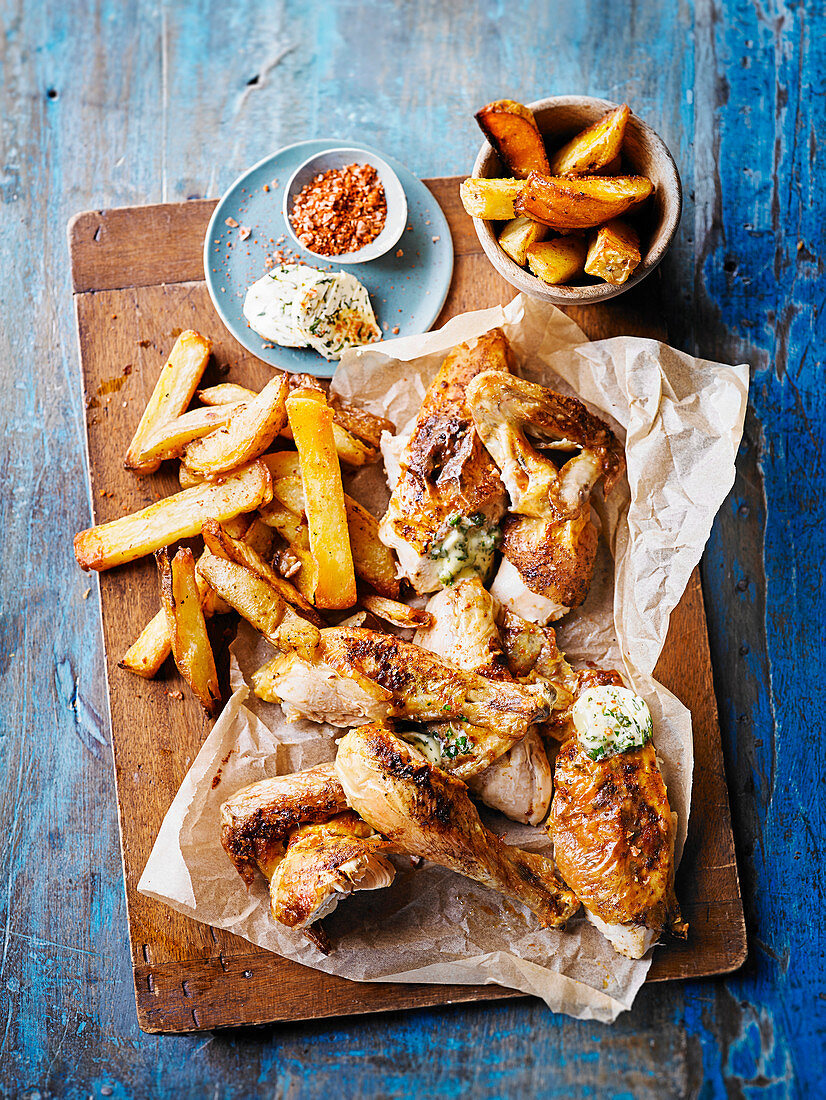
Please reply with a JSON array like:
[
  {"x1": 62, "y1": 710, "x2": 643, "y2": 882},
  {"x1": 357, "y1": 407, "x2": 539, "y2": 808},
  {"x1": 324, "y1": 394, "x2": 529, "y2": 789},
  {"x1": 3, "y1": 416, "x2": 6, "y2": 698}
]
[{"x1": 139, "y1": 293, "x2": 748, "y2": 1023}]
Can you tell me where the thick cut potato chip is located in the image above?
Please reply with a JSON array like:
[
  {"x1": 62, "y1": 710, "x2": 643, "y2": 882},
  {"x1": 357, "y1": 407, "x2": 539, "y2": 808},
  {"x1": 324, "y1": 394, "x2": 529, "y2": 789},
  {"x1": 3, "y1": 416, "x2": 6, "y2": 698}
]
[
  {"x1": 183, "y1": 376, "x2": 288, "y2": 477},
  {"x1": 584, "y1": 218, "x2": 641, "y2": 285},
  {"x1": 526, "y1": 237, "x2": 588, "y2": 285},
  {"x1": 460, "y1": 177, "x2": 524, "y2": 221},
  {"x1": 549, "y1": 104, "x2": 630, "y2": 177},
  {"x1": 515, "y1": 172, "x2": 653, "y2": 230},
  {"x1": 134, "y1": 403, "x2": 244, "y2": 466},
  {"x1": 286, "y1": 390, "x2": 357, "y2": 610},
  {"x1": 157, "y1": 547, "x2": 221, "y2": 714},
  {"x1": 125, "y1": 331, "x2": 212, "y2": 473},
  {"x1": 119, "y1": 607, "x2": 171, "y2": 678},
  {"x1": 498, "y1": 215, "x2": 548, "y2": 266},
  {"x1": 201, "y1": 518, "x2": 323, "y2": 625},
  {"x1": 475, "y1": 100, "x2": 550, "y2": 178},
  {"x1": 197, "y1": 552, "x2": 320, "y2": 660},
  {"x1": 74, "y1": 460, "x2": 272, "y2": 571}
]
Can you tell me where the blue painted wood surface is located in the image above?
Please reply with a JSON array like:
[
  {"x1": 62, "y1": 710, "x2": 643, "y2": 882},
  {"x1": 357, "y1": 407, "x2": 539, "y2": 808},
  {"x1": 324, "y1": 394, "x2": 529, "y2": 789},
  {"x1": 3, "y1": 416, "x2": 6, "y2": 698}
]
[{"x1": 0, "y1": 0, "x2": 822, "y2": 1095}]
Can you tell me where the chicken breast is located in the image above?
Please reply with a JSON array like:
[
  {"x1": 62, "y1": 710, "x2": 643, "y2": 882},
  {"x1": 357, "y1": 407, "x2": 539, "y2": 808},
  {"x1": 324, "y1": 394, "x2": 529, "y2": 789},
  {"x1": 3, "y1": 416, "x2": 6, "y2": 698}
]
[
  {"x1": 335, "y1": 725, "x2": 579, "y2": 927},
  {"x1": 548, "y1": 733, "x2": 686, "y2": 959},
  {"x1": 252, "y1": 650, "x2": 391, "y2": 726},
  {"x1": 414, "y1": 577, "x2": 553, "y2": 824},
  {"x1": 378, "y1": 329, "x2": 512, "y2": 593},
  {"x1": 465, "y1": 371, "x2": 624, "y2": 621}
]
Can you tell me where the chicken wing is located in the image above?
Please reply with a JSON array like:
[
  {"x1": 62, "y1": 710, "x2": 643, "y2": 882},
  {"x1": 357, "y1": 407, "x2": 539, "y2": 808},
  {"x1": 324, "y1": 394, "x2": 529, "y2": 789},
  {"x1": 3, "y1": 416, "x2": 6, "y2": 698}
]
[
  {"x1": 220, "y1": 766, "x2": 395, "y2": 933},
  {"x1": 378, "y1": 329, "x2": 512, "y2": 593},
  {"x1": 466, "y1": 371, "x2": 624, "y2": 623},
  {"x1": 413, "y1": 578, "x2": 553, "y2": 824},
  {"x1": 547, "y1": 689, "x2": 686, "y2": 959},
  {"x1": 335, "y1": 725, "x2": 579, "y2": 927}
]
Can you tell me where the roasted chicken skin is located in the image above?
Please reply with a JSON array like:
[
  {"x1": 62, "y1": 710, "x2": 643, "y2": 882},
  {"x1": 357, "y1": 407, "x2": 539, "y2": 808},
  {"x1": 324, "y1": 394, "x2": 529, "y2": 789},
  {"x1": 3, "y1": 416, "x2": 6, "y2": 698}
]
[
  {"x1": 335, "y1": 725, "x2": 579, "y2": 927},
  {"x1": 379, "y1": 329, "x2": 512, "y2": 593},
  {"x1": 548, "y1": 739, "x2": 686, "y2": 958},
  {"x1": 220, "y1": 766, "x2": 395, "y2": 933},
  {"x1": 466, "y1": 371, "x2": 624, "y2": 623},
  {"x1": 269, "y1": 812, "x2": 395, "y2": 929},
  {"x1": 414, "y1": 578, "x2": 553, "y2": 824}
]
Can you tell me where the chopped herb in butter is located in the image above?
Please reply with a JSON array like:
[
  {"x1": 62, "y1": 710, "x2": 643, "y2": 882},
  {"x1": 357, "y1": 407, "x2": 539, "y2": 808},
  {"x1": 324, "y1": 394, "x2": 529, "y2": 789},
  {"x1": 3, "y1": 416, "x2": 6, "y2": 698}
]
[
  {"x1": 428, "y1": 512, "x2": 501, "y2": 587},
  {"x1": 572, "y1": 685, "x2": 653, "y2": 761}
]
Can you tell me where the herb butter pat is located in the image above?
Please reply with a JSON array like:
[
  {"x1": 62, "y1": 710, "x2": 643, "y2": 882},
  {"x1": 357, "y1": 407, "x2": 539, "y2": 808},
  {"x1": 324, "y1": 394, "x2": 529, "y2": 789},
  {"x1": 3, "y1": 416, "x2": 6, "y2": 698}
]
[
  {"x1": 429, "y1": 512, "x2": 501, "y2": 587},
  {"x1": 243, "y1": 264, "x2": 380, "y2": 361},
  {"x1": 572, "y1": 685, "x2": 653, "y2": 761}
]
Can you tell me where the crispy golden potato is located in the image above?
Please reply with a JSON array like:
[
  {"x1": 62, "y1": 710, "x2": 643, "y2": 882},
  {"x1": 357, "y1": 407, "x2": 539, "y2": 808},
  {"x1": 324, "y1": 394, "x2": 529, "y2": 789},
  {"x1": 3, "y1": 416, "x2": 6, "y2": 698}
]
[
  {"x1": 475, "y1": 100, "x2": 550, "y2": 178},
  {"x1": 515, "y1": 172, "x2": 653, "y2": 230},
  {"x1": 125, "y1": 331, "x2": 212, "y2": 473},
  {"x1": 119, "y1": 608, "x2": 171, "y2": 678},
  {"x1": 74, "y1": 460, "x2": 272, "y2": 571},
  {"x1": 344, "y1": 498, "x2": 401, "y2": 600},
  {"x1": 549, "y1": 104, "x2": 630, "y2": 177},
  {"x1": 197, "y1": 552, "x2": 320, "y2": 660},
  {"x1": 158, "y1": 547, "x2": 221, "y2": 715},
  {"x1": 526, "y1": 237, "x2": 588, "y2": 285},
  {"x1": 286, "y1": 389, "x2": 357, "y2": 610},
  {"x1": 498, "y1": 215, "x2": 548, "y2": 266},
  {"x1": 328, "y1": 396, "x2": 394, "y2": 450},
  {"x1": 257, "y1": 498, "x2": 320, "y2": 603},
  {"x1": 460, "y1": 178, "x2": 524, "y2": 221},
  {"x1": 360, "y1": 595, "x2": 432, "y2": 628},
  {"x1": 134, "y1": 403, "x2": 244, "y2": 466},
  {"x1": 178, "y1": 463, "x2": 205, "y2": 489},
  {"x1": 183, "y1": 376, "x2": 288, "y2": 477},
  {"x1": 584, "y1": 219, "x2": 641, "y2": 285},
  {"x1": 201, "y1": 518, "x2": 323, "y2": 626},
  {"x1": 201, "y1": 384, "x2": 380, "y2": 466}
]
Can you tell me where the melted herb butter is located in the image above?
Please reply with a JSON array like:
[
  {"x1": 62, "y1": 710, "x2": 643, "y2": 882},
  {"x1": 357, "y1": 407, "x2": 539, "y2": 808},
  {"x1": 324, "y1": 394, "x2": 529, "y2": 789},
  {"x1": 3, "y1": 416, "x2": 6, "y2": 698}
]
[
  {"x1": 429, "y1": 512, "x2": 501, "y2": 587},
  {"x1": 401, "y1": 724, "x2": 473, "y2": 766},
  {"x1": 572, "y1": 685, "x2": 653, "y2": 761}
]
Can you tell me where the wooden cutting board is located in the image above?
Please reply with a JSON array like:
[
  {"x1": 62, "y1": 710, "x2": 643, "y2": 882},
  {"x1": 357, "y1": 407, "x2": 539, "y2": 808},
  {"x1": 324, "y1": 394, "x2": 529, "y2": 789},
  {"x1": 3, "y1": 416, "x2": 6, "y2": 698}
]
[{"x1": 68, "y1": 179, "x2": 746, "y2": 1033}]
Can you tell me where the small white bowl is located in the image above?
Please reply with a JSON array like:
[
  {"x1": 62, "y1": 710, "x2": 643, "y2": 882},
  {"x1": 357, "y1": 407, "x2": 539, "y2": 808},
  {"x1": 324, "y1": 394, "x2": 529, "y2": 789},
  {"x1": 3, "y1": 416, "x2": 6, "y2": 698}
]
[{"x1": 282, "y1": 146, "x2": 408, "y2": 263}]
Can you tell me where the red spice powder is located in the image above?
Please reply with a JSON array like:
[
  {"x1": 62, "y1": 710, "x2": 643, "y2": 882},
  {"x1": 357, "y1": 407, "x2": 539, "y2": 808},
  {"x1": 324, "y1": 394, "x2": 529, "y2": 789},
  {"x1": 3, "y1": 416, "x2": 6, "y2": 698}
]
[{"x1": 289, "y1": 163, "x2": 387, "y2": 256}]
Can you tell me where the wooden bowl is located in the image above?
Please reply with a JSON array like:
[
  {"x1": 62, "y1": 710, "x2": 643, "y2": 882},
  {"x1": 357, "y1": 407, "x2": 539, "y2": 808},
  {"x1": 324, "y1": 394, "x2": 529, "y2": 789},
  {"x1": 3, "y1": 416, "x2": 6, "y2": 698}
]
[{"x1": 471, "y1": 95, "x2": 682, "y2": 304}]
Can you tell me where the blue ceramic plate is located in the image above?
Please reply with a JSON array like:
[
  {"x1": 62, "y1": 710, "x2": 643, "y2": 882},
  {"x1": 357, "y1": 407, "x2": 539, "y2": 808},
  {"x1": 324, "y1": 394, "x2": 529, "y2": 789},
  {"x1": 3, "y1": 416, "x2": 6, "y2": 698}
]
[{"x1": 204, "y1": 140, "x2": 454, "y2": 379}]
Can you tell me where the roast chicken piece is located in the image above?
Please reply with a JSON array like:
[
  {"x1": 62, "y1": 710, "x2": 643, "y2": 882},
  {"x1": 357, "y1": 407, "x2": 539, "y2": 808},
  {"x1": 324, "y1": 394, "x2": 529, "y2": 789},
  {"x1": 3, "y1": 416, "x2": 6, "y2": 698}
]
[
  {"x1": 335, "y1": 725, "x2": 579, "y2": 927},
  {"x1": 220, "y1": 764, "x2": 395, "y2": 933},
  {"x1": 378, "y1": 329, "x2": 512, "y2": 593},
  {"x1": 466, "y1": 371, "x2": 625, "y2": 623},
  {"x1": 548, "y1": 699, "x2": 686, "y2": 959},
  {"x1": 413, "y1": 578, "x2": 553, "y2": 825}
]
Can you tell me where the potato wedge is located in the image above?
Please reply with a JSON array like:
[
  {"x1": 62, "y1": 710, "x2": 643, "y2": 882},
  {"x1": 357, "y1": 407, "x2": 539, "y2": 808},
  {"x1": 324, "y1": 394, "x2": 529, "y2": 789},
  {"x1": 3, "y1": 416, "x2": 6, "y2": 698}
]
[
  {"x1": 475, "y1": 100, "x2": 550, "y2": 178},
  {"x1": 360, "y1": 595, "x2": 432, "y2": 628},
  {"x1": 134, "y1": 403, "x2": 245, "y2": 466},
  {"x1": 183, "y1": 376, "x2": 288, "y2": 477},
  {"x1": 258, "y1": 499, "x2": 320, "y2": 602},
  {"x1": 526, "y1": 237, "x2": 588, "y2": 285},
  {"x1": 328, "y1": 396, "x2": 393, "y2": 450},
  {"x1": 584, "y1": 218, "x2": 641, "y2": 285},
  {"x1": 498, "y1": 215, "x2": 548, "y2": 266},
  {"x1": 201, "y1": 518, "x2": 324, "y2": 626},
  {"x1": 197, "y1": 552, "x2": 320, "y2": 660},
  {"x1": 549, "y1": 104, "x2": 630, "y2": 177},
  {"x1": 460, "y1": 178, "x2": 524, "y2": 221},
  {"x1": 158, "y1": 547, "x2": 221, "y2": 715},
  {"x1": 74, "y1": 459, "x2": 272, "y2": 571},
  {"x1": 197, "y1": 383, "x2": 255, "y2": 406},
  {"x1": 515, "y1": 172, "x2": 653, "y2": 230},
  {"x1": 286, "y1": 389, "x2": 356, "y2": 610},
  {"x1": 125, "y1": 331, "x2": 212, "y2": 473}
]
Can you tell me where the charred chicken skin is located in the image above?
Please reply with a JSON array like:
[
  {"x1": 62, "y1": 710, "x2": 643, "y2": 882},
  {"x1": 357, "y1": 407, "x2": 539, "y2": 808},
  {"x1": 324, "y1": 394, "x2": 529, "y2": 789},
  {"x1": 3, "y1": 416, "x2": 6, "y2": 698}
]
[
  {"x1": 220, "y1": 764, "x2": 395, "y2": 932},
  {"x1": 379, "y1": 329, "x2": 512, "y2": 593},
  {"x1": 466, "y1": 370, "x2": 625, "y2": 623},
  {"x1": 335, "y1": 724, "x2": 579, "y2": 928}
]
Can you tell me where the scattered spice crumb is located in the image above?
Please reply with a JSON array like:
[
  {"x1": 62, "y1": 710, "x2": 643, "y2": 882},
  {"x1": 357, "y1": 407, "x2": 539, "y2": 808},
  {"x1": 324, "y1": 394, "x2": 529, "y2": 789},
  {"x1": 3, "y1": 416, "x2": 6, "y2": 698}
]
[
  {"x1": 168, "y1": 690, "x2": 183, "y2": 700},
  {"x1": 224, "y1": 217, "x2": 239, "y2": 228},
  {"x1": 82, "y1": 588, "x2": 91, "y2": 600},
  {"x1": 263, "y1": 184, "x2": 270, "y2": 192},
  {"x1": 432, "y1": 236, "x2": 440, "y2": 243},
  {"x1": 391, "y1": 326, "x2": 400, "y2": 334},
  {"x1": 239, "y1": 226, "x2": 251, "y2": 241},
  {"x1": 425, "y1": 220, "x2": 431, "y2": 225},
  {"x1": 395, "y1": 248, "x2": 404, "y2": 258}
]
